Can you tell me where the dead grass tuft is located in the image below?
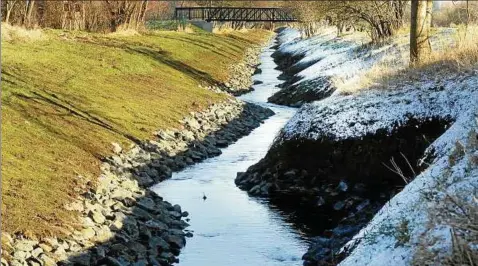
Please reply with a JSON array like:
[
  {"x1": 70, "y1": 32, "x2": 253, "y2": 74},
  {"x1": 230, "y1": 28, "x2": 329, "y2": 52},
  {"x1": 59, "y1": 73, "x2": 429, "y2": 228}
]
[
  {"x1": 413, "y1": 195, "x2": 478, "y2": 266},
  {"x1": 1, "y1": 23, "x2": 44, "y2": 42}
]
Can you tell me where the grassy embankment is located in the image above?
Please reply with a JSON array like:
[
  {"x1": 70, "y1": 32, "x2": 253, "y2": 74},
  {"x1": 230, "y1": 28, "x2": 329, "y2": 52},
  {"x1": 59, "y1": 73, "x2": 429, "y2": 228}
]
[{"x1": 1, "y1": 24, "x2": 271, "y2": 238}]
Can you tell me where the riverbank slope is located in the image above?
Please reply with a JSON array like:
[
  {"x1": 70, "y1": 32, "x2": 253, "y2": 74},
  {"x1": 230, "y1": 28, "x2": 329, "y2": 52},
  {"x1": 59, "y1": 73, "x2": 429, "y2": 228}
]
[
  {"x1": 236, "y1": 27, "x2": 478, "y2": 265},
  {"x1": 1, "y1": 24, "x2": 271, "y2": 238}
]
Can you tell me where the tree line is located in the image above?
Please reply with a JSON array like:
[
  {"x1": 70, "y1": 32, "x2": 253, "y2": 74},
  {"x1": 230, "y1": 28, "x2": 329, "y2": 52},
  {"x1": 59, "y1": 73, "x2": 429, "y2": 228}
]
[
  {"x1": 2, "y1": 0, "x2": 476, "y2": 64},
  {"x1": 287, "y1": 0, "x2": 476, "y2": 64},
  {"x1": 2, "y1": 0, "x2": 149, "y2": 32},
  {"x1": 0, "y1": 0, "x2": 276, "y2": 32}
]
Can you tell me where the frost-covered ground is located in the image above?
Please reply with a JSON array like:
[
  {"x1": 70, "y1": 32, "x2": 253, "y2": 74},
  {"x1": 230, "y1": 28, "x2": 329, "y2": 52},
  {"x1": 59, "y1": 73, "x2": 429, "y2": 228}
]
[
  {"x1": 340, "y1": 108, "x2": 478, "y2": 266},
  {"x1": 273, "y1": 27, "x2": 478, "y2": 265},
  {"x1": 281, "y1": 76, "x2": 477, "y2": 142},
  {"x1": 292, "y1": 75, "x2": 478, "y2": 266},
  {"x1": 271, "y1": 27, "x2": 456, "y2": 105}
]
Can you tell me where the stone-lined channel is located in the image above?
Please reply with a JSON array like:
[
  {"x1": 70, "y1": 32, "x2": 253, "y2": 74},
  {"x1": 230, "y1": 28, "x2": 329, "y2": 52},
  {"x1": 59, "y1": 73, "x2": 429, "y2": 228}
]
[{"x1": 152, "y1": 39, "x2": 308, "y2": 265}]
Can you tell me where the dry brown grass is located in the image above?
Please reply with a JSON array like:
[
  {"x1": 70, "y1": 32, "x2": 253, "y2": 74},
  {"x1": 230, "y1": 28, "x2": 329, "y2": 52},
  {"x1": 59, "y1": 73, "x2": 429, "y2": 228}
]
[
  {"x1": 413, "y1": 121, "x2": 478, "y2": 266},
  {"x1": 413, "y1": 195, "x2": 478, "y2": 266},
  {"x1": 1, "y1": 23, "x2": 44, "y2": 42},
  {"x1": 337, "y1": 25, "x2": 478, "y2": 94}
]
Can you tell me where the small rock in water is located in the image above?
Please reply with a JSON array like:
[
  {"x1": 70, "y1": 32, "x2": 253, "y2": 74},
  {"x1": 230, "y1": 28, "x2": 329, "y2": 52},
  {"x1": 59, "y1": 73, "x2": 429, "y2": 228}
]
[
  {"x1": 317, "y1": 197, "x2": 326, "y2": 206},
  {"x1": 333, "y1": 201, "x2": 345, "y2": 211},
  {"x1": 337, "y1": 181, "x2": 348, "y2": 192},
  {"x1": 283, "y1": 170, "x2": 296, "y2": 178},
  {"x1": 356, "y1": 199, "x2": 370, "y2": 211}
]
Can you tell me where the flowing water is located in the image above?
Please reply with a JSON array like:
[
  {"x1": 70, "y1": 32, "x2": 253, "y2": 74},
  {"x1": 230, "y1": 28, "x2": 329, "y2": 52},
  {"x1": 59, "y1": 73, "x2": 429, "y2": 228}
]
[{"x1": 152, "y1": 39, "x2": 308, "y2": 266}]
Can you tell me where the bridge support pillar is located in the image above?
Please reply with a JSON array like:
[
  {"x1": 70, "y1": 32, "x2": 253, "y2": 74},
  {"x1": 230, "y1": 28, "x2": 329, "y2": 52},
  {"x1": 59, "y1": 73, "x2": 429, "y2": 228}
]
[{"x1": 190, "y1": 21, "x2": 213, "y2": 32}]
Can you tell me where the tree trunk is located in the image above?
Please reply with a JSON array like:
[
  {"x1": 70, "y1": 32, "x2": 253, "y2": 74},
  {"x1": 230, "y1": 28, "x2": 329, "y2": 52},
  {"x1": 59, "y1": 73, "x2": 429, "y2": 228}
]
[
  {"x1": 6, "y1": 9, "x2": 12, "y2": 24},
  {"x1": 410, "y1": 0, "x2": 433, "y2": 65},
  {"x1": 25, "y1": 0, "x2": 36, "y2": 28}
]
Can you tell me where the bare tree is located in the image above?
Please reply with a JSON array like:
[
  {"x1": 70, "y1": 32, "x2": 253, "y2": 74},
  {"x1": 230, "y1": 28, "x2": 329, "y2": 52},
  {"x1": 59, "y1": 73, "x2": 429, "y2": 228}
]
[
  {"x1": 287, "y1": 1, "x2": 408, "y2": 42},
  {"x1": 23, "y1": 0, "x2": 35, "y2": 28},
  {"x1": 4, "y1": 0, "x2": 18, "y2": 24}
]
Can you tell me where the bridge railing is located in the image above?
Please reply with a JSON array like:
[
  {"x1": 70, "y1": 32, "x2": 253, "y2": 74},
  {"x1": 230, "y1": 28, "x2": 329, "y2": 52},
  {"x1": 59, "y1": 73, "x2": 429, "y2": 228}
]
[{"x1": 175, "y1": 7, "x2": 298, "y2": 22}]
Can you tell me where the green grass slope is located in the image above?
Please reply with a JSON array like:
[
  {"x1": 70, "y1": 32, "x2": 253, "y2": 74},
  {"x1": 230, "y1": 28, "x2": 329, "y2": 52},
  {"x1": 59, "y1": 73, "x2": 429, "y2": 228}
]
[{"x1": 1, "y1": 27, "x2": 271, "y2": 237}]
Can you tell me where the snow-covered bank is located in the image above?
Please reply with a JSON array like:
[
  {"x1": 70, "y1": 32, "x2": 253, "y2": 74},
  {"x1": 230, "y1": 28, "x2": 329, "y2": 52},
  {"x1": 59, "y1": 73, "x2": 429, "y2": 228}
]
[
  {"x1": 236, "y1": 27, "x2": 478, "y2": 265},
  {"x1": 338, "y1": 81, "x2": 478, "y2": 265},
  {"x1": 268, "y1": 27, "x2": 454, "y2": 107}
]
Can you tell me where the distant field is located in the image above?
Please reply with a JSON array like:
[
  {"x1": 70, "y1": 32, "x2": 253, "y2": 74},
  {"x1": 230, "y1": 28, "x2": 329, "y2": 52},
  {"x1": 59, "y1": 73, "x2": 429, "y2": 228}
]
[{"x1": 1, "y1": 25, "x2": 270, "y2": 237}]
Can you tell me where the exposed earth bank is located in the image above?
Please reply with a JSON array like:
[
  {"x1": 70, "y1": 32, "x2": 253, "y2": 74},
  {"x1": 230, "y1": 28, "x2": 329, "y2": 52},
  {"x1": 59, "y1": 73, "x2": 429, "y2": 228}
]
[{"x1": 236, "y1": 28, "x2": 478, "y2": 265}]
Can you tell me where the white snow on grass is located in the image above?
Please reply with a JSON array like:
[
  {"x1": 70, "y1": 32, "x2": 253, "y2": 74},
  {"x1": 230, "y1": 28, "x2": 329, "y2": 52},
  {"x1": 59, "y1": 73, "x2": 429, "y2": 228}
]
[
  {"x1": 280, "y1": 76, "x2": 477, "y2": 142},
  {"x1": 280, "y1": 74, "x2": 478, "y2": 266},
  {"x1": 275, "y1": 28, "x2": 455, "y2": 97},
  {"x1": 273, "y1": 27, "x2": 477, "y2": 266},
  {"x1": 340, "y1": 106, "x2": 478, "y2": 266}
]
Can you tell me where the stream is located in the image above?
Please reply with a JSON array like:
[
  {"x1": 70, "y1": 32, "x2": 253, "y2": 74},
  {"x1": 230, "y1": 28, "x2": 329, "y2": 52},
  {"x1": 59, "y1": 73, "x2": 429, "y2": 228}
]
[{"x1": 152, "y1": 39, "x2": 309, "y2": 266}]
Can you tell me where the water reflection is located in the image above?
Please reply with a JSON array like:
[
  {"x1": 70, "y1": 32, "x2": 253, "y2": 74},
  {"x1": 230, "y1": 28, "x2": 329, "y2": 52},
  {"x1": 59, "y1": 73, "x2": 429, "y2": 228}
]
[{"x1": 152, "y1": 40, "x2": 308, "y2": 266}]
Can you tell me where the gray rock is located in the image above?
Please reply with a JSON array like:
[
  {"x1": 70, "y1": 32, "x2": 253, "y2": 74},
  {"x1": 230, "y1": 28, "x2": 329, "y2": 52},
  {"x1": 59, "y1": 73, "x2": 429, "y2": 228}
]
[
  {"x1": 38, "y1": 243, "x2": 52, "y2": 253},
  {"x1": 94, "y1": 225, "x2": 113, "y2": 242},
  {"x1": 283, "y1": 170, "x2": 296, "y2": 179},
  {"x1": 123, "y1": 222, "x2": 140, "y2": 239},
  {"x1": 181, "y1": 211, "x2": 189, "y2": 217},
  {"x1": 149, "y1": 237, "x2": 170, "y2": 251},
  {"x1": 132, "y1": 260, "x2": 148, "y2": 266},
  {"x1": 168, "y1": 229, "x2": 185, "y2": 236},
  {"x1": 80, "y1": 228, "x2": 96, "y2": 239},
  {"x1": 356, "y1": 199, "x2": 370, "y2": 211},
  {"x1": 26, "y1": 259, "x2": 41, "y2": 266},
  {"x1": 110, "y1": 243, "x2": 128, "y2": 254},
  {"x1": 14, "y1": 240, "x2": 36, "y2": 252},
  {"x1": 39, "y1": 254, "x2": 56, "y2": 266},
  {"x1": 168, "y1": 211, "x2": 182, "y2": 219},
  {"x1": 30, "y1": 247, "x2": 43, "y2": 258},
  {"x1": 9, "y1": 261, "x2": 23, "y2": 266},
  {"x1": 131, "y1": 208, "x2": 153, "y2": 220},
  {"x1": 145, "y1": 220, "x2": 168, "y2": 231},
  {"x1": 137, "y1": 174, "x2": 154, "y2": 187},
  {"x1": 337, "y1": 181, "x2": 348, "y2": 192},
  {"x1": 93, "y1": 246, "x2": 107, "y2": 258},
  {"x1": 112, "y1": 142, "x2": 123, "y2": 154},
  {"x1": 13, "y1": 250, "x2": 28, "y2": 260},
  {"x1": 317, "y1": 197, "x2": 326, "y2": 206},
  {"x1": 126, "y1": 241, "x2": 147, "y2": 255},
  {"x1": 165, "y1": 234, "x2": 185, "y2": 249},
  {"x1": 148, "y1": 256, "x2": 161, "y2": 266},
  {"x1": 137, "y1": 198, "x2": 156, "y2": 211},
  {"x1": 104, "y1": 257, "x2": 125, "y2": 266},
  {"x1": 90, "y1": 210, "x2": 106, "y2": 224},
  {"x1": 333, "y1": 201, "x2": 346, "y2": 211},
  {"x1": 68, "y1": 252, "x2": 91, "y2": 266},
  {"x1": 53, "y1": 246, "x2": 67, "y2": 261},
  {"x1": 159, "y1": 251, "x2": 175, "y2": 261}
]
